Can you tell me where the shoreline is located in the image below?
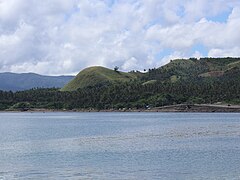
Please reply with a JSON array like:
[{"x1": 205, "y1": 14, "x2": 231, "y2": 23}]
[{"x1": 1, "y1": 104, "x2": 240, "y2": 113}]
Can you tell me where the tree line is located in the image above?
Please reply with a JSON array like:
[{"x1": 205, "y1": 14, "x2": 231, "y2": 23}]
[{"x1": 0, "y1": 73, "x2": 239, "y2": 111}]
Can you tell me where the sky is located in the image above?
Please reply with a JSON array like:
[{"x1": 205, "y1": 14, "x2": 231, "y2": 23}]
[{"x1": 0, "y1": 0, "x2": 240, "y2": 75}]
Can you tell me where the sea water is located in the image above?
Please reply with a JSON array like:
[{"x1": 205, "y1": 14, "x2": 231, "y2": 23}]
[{"x1": 0, "y1": 112, "x2": 240, "y2": 179}]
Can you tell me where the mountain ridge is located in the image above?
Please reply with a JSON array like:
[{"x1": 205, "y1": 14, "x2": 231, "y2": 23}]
[
  {"x1": 61, "y1": 57, "x2": 240, "y2": 91},
  {"x1": 0, "y1": 72, "x2": 74, "y2": 91}
]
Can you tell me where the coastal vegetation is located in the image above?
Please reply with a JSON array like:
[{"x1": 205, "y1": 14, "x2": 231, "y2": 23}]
[{"x1": 0, "y1": 57, "x2": 239, "y2": 111}]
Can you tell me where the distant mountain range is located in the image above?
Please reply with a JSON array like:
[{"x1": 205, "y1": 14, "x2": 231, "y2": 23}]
[{"x1": 0, "y1": 72, "x2": 74, "y2": 91}]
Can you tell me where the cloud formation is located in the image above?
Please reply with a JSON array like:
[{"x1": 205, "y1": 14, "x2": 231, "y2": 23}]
[{"x1": 0, "y1": 0, "x2": 240, "y2": 75}]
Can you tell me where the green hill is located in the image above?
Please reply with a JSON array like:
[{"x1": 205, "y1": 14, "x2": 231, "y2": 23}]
[
  {"x1": 62, "y1": 58, "x2": 240, "y2": 92},
  {"x1": 61, "y1": 66, "x2": 139, "y2": 91},
  {"x1": 148, "y1": 57, "x2": 240, "y2": 82}
]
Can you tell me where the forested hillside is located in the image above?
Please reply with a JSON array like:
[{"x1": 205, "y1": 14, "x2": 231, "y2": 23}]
[{"x1": 0, "y1": 57, "x2": 239, "y2": 111}]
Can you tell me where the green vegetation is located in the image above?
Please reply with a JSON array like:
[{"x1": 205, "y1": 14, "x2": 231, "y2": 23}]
[
  {"x1": 0, "y1": 57, "x2": 239, "y2": 111},
  {"x1": 61, "y1": 66, "x2": 139, "y2": 91}
]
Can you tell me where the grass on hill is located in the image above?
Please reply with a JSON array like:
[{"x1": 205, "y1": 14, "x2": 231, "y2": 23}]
[
  {"x1": 62, "y1": 58, "x2": 240, "y2": 91},
  {"x1": 61, "y1": 66, "x2": 138, "y2": 91}
]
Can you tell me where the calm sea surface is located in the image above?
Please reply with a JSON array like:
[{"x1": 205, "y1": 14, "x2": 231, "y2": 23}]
[{"x1": 0, "y1": 112, "x2": 240, "y2": 180}]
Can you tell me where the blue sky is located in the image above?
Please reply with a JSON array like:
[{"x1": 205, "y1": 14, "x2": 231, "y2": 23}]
[
  {"x1": 208, "y1": 10, "x2": 231, "y2": 23},
  {"x1": 0, "y1": 0, "x2": 240, "y2": 75}
]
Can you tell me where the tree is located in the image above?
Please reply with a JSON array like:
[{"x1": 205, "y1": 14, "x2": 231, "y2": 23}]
[{"x1": 114, "y1": 66, "x2": 119, "y2": 72}]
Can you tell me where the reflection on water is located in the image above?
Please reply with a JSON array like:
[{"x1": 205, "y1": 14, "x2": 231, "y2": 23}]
[{"x1": 0, "y1": 112, "x2": 240, "y2": 179}]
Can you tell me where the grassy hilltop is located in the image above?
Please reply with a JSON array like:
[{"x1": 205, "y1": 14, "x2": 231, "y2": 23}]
[{"x1": 61, "y1": 66, "x2": 141, "y2": 91}]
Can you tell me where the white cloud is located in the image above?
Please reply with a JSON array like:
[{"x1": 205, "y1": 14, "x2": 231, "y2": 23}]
[
  {"x1": 122, "y1": 57, "x2": 138, "y2": 70},
  {"x1": 208, "y1": 47, "x2": 240, "y2": 57},
  {"x1": 0, "y1": 0, "x2": 240, "y2": 75},
  {"x1": 157, "y1": 51, "x2": 187, "y2": 67}
]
